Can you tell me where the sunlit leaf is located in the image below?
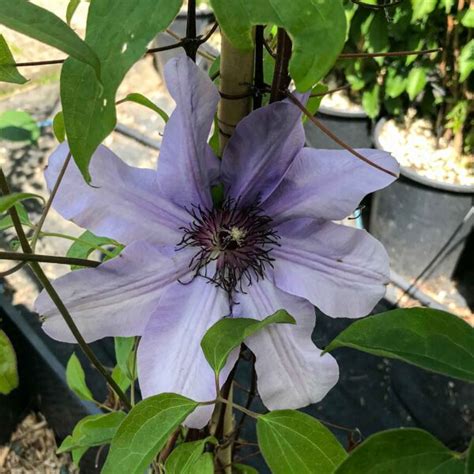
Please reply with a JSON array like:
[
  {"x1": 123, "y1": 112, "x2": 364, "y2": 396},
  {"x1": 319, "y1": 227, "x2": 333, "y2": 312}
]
[
  {"x1": 0, "y1": 203, "x2": 31, "y2": 231},
  {"x1": 66, "y1": 353, "x2": 94, "y2": 401},
  {"x1": 334, "y1": 429, "x2": 464, "y2": 473},
  {"x1": 0, "y1": 35, "x2": 27, "y2": 85},
  {"x1": 117, "y1": 93, "x2": 169, "y2": 123},
  {"x1": 61, "y1": 0, "x2": 181, "y2": 181},
  {"x1": 257, "y1": 410, "x2": 347, "y2": 474},
  {"x1": 0, "y1": 329, "x2": 19, "y2": 395},
  {"x1": 103, "y1": 393, "x2": 198, "y2": 474},
  {"x1": 52, "y1": 111, "x2": 65, "y2": 143},
  {"x1": 0, "y1": 192, "x2": 43, "y2": 214},
  {"x1": 325, "y1": 308, "x2": 474, "y2": 383},
  {"x1": 0, "y1": 0, "x2": 99, "y2": 73},
  {"x1": 459, "y1": 40, "x2": 474, "y2": 82},
  {"x1": 201, "y1": 310, "x2": 295, "y2": 375},
  {"x1": 406, "y1": 67, "x2": 427, "y2": 100},
  {"x1": 210, "y1": 0, "x2": 347, "y2": 90}
]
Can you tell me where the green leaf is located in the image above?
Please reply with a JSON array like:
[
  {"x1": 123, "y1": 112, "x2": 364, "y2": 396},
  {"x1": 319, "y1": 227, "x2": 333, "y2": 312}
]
[
  {"x1": 0, "y1": 329, "x2": 19, "y2": 395},
  {"x1": 0, "y1": 110, "x2": 40, "y2": 142},
  {"x1": 0, "y1": 192, "x2": 43, "y2": 214},
  {"x1": 334, "y1": 428, "x2": 464, "y2": 473},
  {"x1": 114, "y1": 336, "x2": 135, "y2": 380},
  {"x1": 165, "y1": 437, "x2": 216, "y2": 474},
  {"x1": 234, "y1": 464, "x2": 259, "y2": 474},
  {"x1": 440, "y1": 0, "x2": 455, "y2": 13},
  {"x1": 461, "y1": 9, "x2": 474, "y2": 28},
  {"x1": 325, "y1": 308, "x2": 474, "y2": 383},
  {"x1": 385, "y1": 69, "x2": 406, "y2": 99},
  {"x1": 103, "y1": 393, "x2": 198, "y2": 474},
  {"x1": 411, "y1": 0, "x2": 438, "y2": 22},
  {"x1": 466, "y1": 438, "x2": 474, "y2": 474},
  {"x1": 0, "y1": 0, "x2": 99, "y2": 74},
  {"x1": 303, "y1": 84, "x2": 328, "y2": 122},
  {"x1": 257, "y1": 410, "x2": 347, "y2": 474},
  {"x1": 0, "y1": 203, "x2": 31, "y2": 231},
  {"x1": 406, "y1": 67, "x2": 427, "y2": 100},
  {"x1": 0, "y1": 35, "x2": 27, "y2": 85},
  {"x1": 459, "y1": 40, "x2": 474, "y2": 82},
  {"x1": 71, "y1": 446, "x2": 88, "y2": 466},
  {"x1": 66, "y1": 230, "x2": 121, "y2": 269},
  {"x1": 66, "y1": 0, "x2": 81, "y2": 25},
  {"x1": 52, "y1": 111, "x2": 65, "y2": 143},
  {"x1": 61, "y1": 0, "x2": 181, "y2": 181},
  {"x1": 192, "y1": 453, "x2": 214, "y2": 473},
  {"x1": 66, "y1": 353, "x2": 94, "y2": 401},
  {"x1": 366, "y1": 12, "x2": 389, "y2": 53},
  {"x1": 201, "y1": 310, "x2": 295, "y2": 375},
  {"x1": 58, "y1": 412, "x2": 126, "y2": 454},
  {"x1": 118, "y1": 93, "x2": 169, "y2": 123},
  {"x1": 210, "y1": 0, "x2": 347, "y2": 90},
  {"x1": 362, "y1": 84, "x2": 380, "y2": 119},
  {"x1": 111, "y1": 366, "x2": 132, "y2": 393}
]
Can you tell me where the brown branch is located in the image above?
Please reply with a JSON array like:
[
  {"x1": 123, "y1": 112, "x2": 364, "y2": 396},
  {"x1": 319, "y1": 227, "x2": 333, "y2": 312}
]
[
  {"x1": 339, "y1": 47, "x2": 441, "y2": 59},
  {"x1": 286, "y1": 91, "x2": 398, "y2": 178},
  {"x1": 0, "y1": 251, "x2": 100, "y2": 268},
  {"x1": 270, "y1": 29, "x2": 292, "y2": 103}
]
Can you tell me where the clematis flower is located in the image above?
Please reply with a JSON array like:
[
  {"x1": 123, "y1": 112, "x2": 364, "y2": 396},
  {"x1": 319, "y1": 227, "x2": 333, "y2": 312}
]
[{"x1": 36, "y1": 55, "x2": 399, "y2": 427}]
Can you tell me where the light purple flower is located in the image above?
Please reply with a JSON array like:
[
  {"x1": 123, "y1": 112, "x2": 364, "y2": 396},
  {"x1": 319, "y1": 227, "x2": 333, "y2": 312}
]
[{"x1": 36, "y1": 56, "x2": 399, "y2": 427}]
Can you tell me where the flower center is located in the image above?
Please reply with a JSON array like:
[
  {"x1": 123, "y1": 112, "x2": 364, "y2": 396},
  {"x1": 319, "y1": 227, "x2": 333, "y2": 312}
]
[{"x1": 177, "y1": 198, "x2": 279, "y2": 294}]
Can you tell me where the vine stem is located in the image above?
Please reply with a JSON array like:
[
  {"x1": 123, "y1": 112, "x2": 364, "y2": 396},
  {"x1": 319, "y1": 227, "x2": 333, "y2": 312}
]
[
  {"x1": 286, "y1": 91, "x2": 398, "y2": 178},
  {"x1": 0, "y1": 169, "x2": 131, "y2": 410},
  {"x1": 270, "y1": 29, "x2": 292, "y2": 103},
  {"x1": 0, "y1": 251, "x2": 100, "y2": 268}
]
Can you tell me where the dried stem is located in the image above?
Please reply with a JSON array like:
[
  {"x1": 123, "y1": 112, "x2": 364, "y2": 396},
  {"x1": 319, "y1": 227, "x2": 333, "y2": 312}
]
[
  {"x1": 270, "y1": 29, "x2": 292, "y2": 103},
  {"x1": 286, "y1": 92, "x2": 398, "y2": 178},
  {"x1": 184, "y1": 0, "x2": 198, "y2": 61}
]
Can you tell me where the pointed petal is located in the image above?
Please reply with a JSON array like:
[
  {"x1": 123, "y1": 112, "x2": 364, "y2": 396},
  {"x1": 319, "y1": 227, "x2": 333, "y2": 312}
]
[
  {"x1": 221, "y1": 100, "x2": 304, "y2": 206},
  {"x1": 234, "y1": 278, "x2": 339, "y2": 410},
  {"x1": 137, "y1": 277, "x2": 236, "y2": 428},
  {"x1": 264, "y1": 148, "x2": 399, "y2": 222},
  {"x1": 35, "y1": 242, "x2": 191, "y2": 343},
  {"x1": 157, "y1": 56, "x2": 220, "y2": 209},
  {"x1": 46, "y1": 143, "x2": 189, "y2": 246},
  {"x1": 273, "y1": 219, "x2": 390, "y2": 318}
]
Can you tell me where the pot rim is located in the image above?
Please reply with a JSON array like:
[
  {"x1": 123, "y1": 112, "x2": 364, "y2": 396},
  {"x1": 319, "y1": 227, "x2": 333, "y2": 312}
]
[
  {"x1": 373, "y1": 117, "x2": 474, "y2": 194},
  {"x1": 319, "y1": 104, "x2": 367, "y2": 119}
]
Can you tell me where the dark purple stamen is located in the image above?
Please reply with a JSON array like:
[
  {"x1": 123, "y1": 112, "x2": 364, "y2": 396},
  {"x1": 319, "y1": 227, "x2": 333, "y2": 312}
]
[{"x1": 176, "y1": 198, "x2": 280, "y2": 295}]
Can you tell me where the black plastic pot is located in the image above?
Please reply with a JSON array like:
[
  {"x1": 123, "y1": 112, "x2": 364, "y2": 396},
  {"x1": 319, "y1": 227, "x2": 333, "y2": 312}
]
[
  {"x1": 303, "y1": 105, "x2": 372, "y2": 149},
  {"x1": 0, "y1": 291, "x2": 115, "y2": 472},
  {"x1": 370, "y1": 118, "x2": 474, "y2": 280}
]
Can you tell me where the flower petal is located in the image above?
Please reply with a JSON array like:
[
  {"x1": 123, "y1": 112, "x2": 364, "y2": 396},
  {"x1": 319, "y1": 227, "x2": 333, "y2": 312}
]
[
  {"x1": 273, "y1": 219, "x2": 390, "y2": 318},
  {"x1": 35, "y1": 242, "x2": 191, "y2": 343},
  {"x1": 264, "y1": 148, "x2": 399, "y2": 222},
  {"x1": 234, "y1": 278, "x2": 339, "y2": 410},
  {"x1": 46, "y1": 143, "x2": 189, "y2": 246},
  {"x1": 157, "y1": 55, "x2": 220, "y2": 209},
  {"x1": 220, "y1": 100, "x2": 304, "y2": 206},
  {"x1": 137, "y1": 277, "x2": 237, "y2": 429}
]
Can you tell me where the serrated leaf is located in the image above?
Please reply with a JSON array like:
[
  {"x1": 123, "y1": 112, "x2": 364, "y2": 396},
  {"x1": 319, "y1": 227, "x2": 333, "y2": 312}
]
[
  {"x1": 0, "y1": 35, "x2": 27, "y2": 85},
  {"x1": 385, "y1": 70, "x2": 406, "y2": 99},
  {"x1": 459, "y1": 40, "x2": 474, "y2": 82},
  {"x1": 0, "y1": 192, "x2": 43, "y2": 214},
  {"x1": 66, "y1": 353, "x2": 94, "y2": 401},
  {"x1": 257, "y1": 410, "x2": 347, "y2": 474},
  {"x1": 334, "y1": 429, "x2": 464, "y2": 473},
  {"x1": 102, "y1": 393, "x2": 198, "y2": 474},
  {"x1": 0, "y1": 0, "x2": 99, "y2": 74},
  {"x1": 118, "y1": 93, "x2": 169, "y2": 123},
  {"x1": 0, "y1": 110, "x2": 40, "y2": 142},
  {"x1": 0, "y1": 329, "x2": 18, "y2": 395},
  {"x1": 52, "y1": 111, "x2": 65, "y2": 143},
  {"x1": 165, "y1": 437, "x2": 216, "y2": 474},
  {"x1": 61, "y1": 0, "x2": 181, "y2": 181},
  {"x1": 406, "y1": 67, "x2": 427, "y2": 100},
  {"x1": 210, "y1": 0, "x2": 347, "y2": 90},
  {"x1": 325, "y1": 308, "x2": 474, "y2": 382},
  {"x1": 58, "y1": 412, "x2": 126, "y2": 454},
  {"x1": 201, "y1": 310, "x2": 295, "y2": 375},
  {"x1": 461, "y1": 9, "x2": 474, "y2": 28}
]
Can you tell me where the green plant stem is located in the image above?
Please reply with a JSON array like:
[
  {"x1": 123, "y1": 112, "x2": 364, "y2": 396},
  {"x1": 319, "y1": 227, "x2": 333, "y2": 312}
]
[
  {"x1": 31, "y1": 153, "x2": 71, "y2": 251},
  {"x1": 0, "y1": 169, "x2": 131, "y2": 411},
  {"x1": 0, "y1": 251, "x2": 100, "y2": 268},
  {"x1": 216, "y1": 397, "x2": 259, "y2": 420}
]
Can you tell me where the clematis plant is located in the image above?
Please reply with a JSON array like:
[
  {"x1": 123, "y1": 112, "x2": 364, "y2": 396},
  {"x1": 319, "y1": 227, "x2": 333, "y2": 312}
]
[
  {"x1": 37, "y1": 55, "x2": 399, "y2": 428},
  {"x1": 0, "y1": 1, "x2": 472, "y2": 473}
]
